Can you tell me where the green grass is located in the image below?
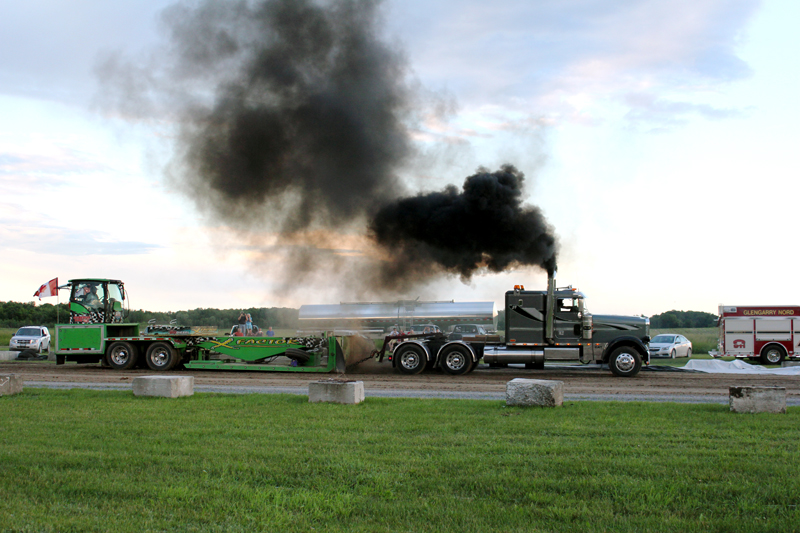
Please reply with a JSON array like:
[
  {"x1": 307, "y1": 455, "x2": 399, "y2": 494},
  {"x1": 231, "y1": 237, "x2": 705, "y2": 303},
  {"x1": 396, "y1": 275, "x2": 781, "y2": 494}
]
[
  {"x1": 1, "y1": 390, "x2": 798, "y2": 532},
  {"x1": 652, "y1": 327, "x2": 718, "y2": 354},
  {"x1": 0, "y1": 327, "x2": 15, "y2": 348}
]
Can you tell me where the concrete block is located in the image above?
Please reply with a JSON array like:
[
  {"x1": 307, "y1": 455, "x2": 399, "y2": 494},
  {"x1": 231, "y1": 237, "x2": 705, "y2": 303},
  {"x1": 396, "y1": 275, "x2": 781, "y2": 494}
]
[
  {"x1": 132, "y1": 376, "x2": 194, "y2": 398},
  {"x1": 0, "y1": 374, "x2": 24, "y2": 396},
  {"x1": 782, "y1": 360, "x2": 800, "y2": 367},
  {"x1": 0, "y1": 351, "x2": 16, "y2": 361},
  {"x1": 309, "y1": 380, "x2": 365, "y2": 404},
  {"x1": 729, "y1": 386, "x2": 786, "y2": 414},
  {"x1": 506, "y1": 378, "x2": 563, "y2": 407}
]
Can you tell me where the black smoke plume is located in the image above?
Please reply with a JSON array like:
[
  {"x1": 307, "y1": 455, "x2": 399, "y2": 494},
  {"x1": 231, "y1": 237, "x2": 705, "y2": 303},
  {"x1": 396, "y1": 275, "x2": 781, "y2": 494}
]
[
  {"x1": 99, "y1": 0, "x2": 558, "y2": 295},
  {"x1": 370, "y1": 165, "x2": 557, "y2": 285}
]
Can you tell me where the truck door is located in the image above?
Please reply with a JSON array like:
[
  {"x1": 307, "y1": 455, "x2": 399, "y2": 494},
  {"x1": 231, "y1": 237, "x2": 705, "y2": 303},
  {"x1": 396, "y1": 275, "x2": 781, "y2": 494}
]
[{"x1": 554, "y1": 297, "x2": 581, "y2": 345}]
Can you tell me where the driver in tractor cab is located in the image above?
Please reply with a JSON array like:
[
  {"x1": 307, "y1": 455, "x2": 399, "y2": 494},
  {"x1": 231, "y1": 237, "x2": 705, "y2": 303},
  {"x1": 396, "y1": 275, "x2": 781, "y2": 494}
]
[{"x1": 75, "y1": 283, "x2": 102, "y2": 309}]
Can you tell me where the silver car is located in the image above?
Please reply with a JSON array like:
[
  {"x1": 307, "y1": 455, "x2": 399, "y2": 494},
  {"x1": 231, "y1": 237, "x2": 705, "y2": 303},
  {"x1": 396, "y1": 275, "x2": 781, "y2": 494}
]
[
  {"x1": 649, "y1": 334, "x2": 692, "y2": 358},
  {"x1": 10, "y1": 326, "x2": 51, "y2": 354}
]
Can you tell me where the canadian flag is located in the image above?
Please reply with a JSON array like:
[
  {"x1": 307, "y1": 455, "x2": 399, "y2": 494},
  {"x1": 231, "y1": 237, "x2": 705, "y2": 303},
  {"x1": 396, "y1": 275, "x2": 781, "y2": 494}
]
[{"x1": 33, "y1": 278, "x2": 59, "y2": 300}]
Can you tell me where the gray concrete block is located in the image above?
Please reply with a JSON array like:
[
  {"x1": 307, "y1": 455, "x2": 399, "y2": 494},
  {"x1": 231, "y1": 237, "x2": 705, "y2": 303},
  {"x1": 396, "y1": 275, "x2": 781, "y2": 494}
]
[
  {"x1": 506, "y1": 378, "x2": 563, "y2": 407},
  {"x1": 0, "y1": 351, "x2": 17, "y2": 361},
  {"x1": 781, "y1": 360, "x2": 800, "y2": 367},
  {"x1": 132, "y1": 376, "x2": 194, "y2": 398},
  {"x1": 0, "y1": 374, "x2": 24, "y2": 396},
  {"x1": 729, "y1": 386, "x2": 786, "y2": 414},
  {"x1": 309, "y1": 380, "x2": 365, "y2": 404}
]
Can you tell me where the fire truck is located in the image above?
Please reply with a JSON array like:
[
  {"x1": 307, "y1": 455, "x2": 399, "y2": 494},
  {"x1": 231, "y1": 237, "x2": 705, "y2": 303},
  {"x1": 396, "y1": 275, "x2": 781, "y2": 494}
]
[{"x1": 713, "y1": 305, "x2": 800, "y2": 364}]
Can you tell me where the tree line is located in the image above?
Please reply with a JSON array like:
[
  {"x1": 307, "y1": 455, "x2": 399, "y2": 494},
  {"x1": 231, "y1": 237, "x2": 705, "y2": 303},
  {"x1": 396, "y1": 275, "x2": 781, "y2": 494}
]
[
  {"x1": 0, "y1": 301, "x2": 299, "y2": 330},
  {"x1": 649, "y1": 310, "x2": 717, "y2": 329}
]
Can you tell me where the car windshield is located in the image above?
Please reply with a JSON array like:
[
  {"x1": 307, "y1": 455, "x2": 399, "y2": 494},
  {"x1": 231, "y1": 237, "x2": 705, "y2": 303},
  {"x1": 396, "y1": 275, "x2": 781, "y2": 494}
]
[
  {"x1": 651, "y1": 335, "x2": 676, "y2": 343},
  {"x1": 16, "y1": 327, "x2": 41, "y2": 336}
]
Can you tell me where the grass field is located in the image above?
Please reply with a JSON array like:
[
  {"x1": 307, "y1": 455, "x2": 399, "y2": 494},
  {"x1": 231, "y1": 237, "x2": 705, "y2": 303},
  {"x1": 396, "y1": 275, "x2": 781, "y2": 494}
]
[{"x1": 1, "y1": 390, "x2": 798, "y2": 532}]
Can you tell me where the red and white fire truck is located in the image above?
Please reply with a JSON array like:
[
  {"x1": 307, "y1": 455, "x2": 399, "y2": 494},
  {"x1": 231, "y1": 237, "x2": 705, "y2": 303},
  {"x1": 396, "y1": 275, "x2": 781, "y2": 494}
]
[{"x1": 713, "y1": 305, "x2": 800, "y2": 364}]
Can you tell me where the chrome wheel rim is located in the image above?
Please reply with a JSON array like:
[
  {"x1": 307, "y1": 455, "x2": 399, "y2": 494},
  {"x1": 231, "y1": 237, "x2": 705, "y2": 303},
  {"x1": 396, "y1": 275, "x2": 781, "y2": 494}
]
[
  {"x1": 150, "y1": 347, "x2": 170, "y2": 367},
  {"x1": 614, "y1": 353, "x2": 636, "y2": 372},
  {"x1": 110, "y1": 346, "x2": 130, "y2": 366},
  {"x1": 446, "y1": 352, "x2": 466, "y2": 371},
  {"x1": 400, "y1": 351, "x2": 420, "y2": 370},
  {"x1": 765, "y1": 349, "x2": 782, "y2": 364}
]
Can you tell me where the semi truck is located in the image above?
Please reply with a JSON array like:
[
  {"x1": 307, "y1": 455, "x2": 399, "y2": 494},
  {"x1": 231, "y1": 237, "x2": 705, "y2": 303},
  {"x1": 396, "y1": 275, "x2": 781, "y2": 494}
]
[
  {"x1": 381, "y1": 276, "x2": 651, "y2": 377},
  {"x1": 711, "y1": 305, "x2": 800, "y2": 364},
  {"x1": 54, "y1": 278, "x2": 346, "y2": 373}
]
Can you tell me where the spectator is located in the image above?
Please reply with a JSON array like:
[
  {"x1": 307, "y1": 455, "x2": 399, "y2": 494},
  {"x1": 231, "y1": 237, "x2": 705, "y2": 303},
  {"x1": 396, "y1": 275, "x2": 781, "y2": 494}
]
[
  {"x1": 233, "y1": 327, "x2": 244, "y2": 337},
  {"x1": 266, "y1": 326, "x2": 275, "y2": 337},
  {"x1": 238, "y1": 311, "x2": 247, "y2": 335},
  {"x1": 246, "y1": 313, "x2": 253, "y2": 336}
]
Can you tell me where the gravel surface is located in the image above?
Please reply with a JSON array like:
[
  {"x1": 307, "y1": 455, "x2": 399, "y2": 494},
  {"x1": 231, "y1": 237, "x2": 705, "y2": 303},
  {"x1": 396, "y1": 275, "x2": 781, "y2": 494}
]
[{"x1": 3, "y1": 359, "x2": 799, "y2": 404}]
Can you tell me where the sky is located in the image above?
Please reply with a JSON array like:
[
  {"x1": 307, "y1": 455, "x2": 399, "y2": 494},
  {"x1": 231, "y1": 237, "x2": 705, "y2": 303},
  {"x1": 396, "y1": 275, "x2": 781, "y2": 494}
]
[{"x1": 1, "y1": 0, "x2": 798, "y2": 316}]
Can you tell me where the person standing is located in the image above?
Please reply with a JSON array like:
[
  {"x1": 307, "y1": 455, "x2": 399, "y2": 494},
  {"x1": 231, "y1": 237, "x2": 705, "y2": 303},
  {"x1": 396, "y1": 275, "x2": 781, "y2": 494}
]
[
  {"x1": 245, "y1": 313, "x2": 253, "y2": 336},
  {"x1": 238, "y1": 311, "x2": 247, "y2": 336}
]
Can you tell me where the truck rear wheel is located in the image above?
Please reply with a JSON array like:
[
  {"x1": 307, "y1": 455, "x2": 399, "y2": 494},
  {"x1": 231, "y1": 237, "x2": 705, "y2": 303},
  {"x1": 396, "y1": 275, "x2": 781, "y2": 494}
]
[
  {"x1": 106, "y1": 342, "x2": 139, "y2": 370},
  {"x1": 145, "y1": 342, "x2": 180, "y2": 371},
  {"x1": 395, "y1": 344, "x2": 426, "y2": 375},
  {"x1": 760, "y1": 345, "x2": 786, "y2": 365},
  {"x1": 440, "y1": 345, "x2": 472, "y2": 375},
  {"x1": 608, "y1": 346, "x2": 642, "y2": 377},
  {"x1": 285, "y1": 348, "x2": 310, "y2": 364}
]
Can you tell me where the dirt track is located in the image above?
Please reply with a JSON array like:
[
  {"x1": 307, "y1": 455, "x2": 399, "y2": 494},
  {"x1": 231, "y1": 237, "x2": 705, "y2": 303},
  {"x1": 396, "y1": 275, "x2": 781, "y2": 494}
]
[{"x1": 3, "y1": 359, "x2": 799, "y2": 400}]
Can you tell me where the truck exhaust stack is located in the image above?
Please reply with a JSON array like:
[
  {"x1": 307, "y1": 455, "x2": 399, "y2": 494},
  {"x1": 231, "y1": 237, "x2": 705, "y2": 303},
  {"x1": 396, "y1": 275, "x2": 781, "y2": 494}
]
[{"x1": 545, "y1": 272, "x2": 556, "y2": 344}]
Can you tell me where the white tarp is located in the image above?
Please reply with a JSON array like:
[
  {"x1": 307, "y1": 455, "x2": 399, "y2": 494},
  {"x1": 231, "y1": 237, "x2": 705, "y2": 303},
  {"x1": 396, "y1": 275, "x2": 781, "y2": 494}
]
[{"x1": 681, "y1": 359, "x2": 800, "y2": 375}]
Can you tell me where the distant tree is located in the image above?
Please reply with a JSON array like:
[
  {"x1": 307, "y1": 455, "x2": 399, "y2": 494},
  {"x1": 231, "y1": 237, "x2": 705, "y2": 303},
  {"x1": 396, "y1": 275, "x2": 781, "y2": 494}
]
[{"x1": 650, "y1": 310, "x2": 717, "y2": 329}]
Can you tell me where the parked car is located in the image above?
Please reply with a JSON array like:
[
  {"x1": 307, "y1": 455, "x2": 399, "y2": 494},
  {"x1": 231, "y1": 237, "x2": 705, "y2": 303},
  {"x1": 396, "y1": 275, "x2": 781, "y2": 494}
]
[
  {"x1": 447, "y1": 324, "x2": 489, "y2": 341},
  {"x1": 10, "y1": 326, "x2": 51, "y2": 353},
  {"x1": 649, "y1": 334, "x2": 692, "y2": 358}
]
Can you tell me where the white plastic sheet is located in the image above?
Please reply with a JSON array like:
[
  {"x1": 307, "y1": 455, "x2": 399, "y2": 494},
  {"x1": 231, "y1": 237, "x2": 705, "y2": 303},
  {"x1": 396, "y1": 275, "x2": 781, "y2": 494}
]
[{"x1": 681, "y1": 359, "x2": 800, "y2": 375}]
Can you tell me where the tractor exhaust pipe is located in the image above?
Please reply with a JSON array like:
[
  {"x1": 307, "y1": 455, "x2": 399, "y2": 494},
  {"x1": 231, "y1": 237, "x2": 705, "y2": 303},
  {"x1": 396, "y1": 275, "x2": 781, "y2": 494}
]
[{"x1": 545, "y1": 272, "x2": 556, "y2": 344}]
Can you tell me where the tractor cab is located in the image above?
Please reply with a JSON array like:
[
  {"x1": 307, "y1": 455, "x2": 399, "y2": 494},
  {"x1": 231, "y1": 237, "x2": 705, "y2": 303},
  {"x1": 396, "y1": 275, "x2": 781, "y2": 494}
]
[{"x1": 68, "y1": 278, "x2": 128, "y2": 324}]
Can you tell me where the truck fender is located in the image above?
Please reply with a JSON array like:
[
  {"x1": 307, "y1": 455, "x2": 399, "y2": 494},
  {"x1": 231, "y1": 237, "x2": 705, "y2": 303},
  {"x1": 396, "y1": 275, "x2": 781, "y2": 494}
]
[
  {"x1": 391, "y1": 340, "x2": 432, "y2": 367},
  {"x1": 436, "y1": 341, "x2": 477, "y2": 365},
  {"x1": 602, "y1": 336, "x2": 649, "y2": 364}
]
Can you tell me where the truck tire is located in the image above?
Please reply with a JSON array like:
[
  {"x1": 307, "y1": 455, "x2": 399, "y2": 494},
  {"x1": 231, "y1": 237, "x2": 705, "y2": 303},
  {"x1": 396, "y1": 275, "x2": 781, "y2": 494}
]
[
  {"x1": 760, "y1": 345, "x2": 786, "y2": 365},
  {"x1": 106, "y1": 342, "x2": 139, "y2": 370},
  {"x1": 440, "y1": 345, "x2": 472, "y2": 375},
  {"x1": 395, "y1": 344, "x2": 426, "y2": 375},
  {"x1": 285, "y1": 348, "x2": 310, "y2": 364},
  {"x1": 608, "y1": 346, "x2": 642, "y2": 377},
  {"x1": 145, "y1": 342, "x2": 181, "y2": 371}
]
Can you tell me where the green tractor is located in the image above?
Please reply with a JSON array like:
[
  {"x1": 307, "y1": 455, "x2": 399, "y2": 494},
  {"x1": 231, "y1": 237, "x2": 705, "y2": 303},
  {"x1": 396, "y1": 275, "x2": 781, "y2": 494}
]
[{"x1": 55, "y1": 278, "x2": 346, "y2": 373}]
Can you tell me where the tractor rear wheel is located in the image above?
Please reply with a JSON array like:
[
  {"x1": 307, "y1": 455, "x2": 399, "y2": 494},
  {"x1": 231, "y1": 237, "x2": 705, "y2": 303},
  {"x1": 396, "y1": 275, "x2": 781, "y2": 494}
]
[
  {"x1": 106, "y1": 342, "x2": 139, "y2": 370},
  {"x1": 285, "y1": 348, "x2": 310, "y2": 364},
  {"x1": 145, "y1": 342, "x2": 181, "y2": 371}
]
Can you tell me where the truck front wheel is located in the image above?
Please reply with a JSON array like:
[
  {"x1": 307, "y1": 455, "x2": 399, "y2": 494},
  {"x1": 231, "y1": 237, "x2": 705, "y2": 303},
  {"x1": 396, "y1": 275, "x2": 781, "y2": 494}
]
[
  {"x1": 106, "y1": 342, "x2": 139, "y2": 370},
  {"x1": 760, "y1": 345, "x2": 786, "y2": 365},
  {"x1": 395, "y1": 344, "x2": 426, "y2": 375},
  {"x1": 440, "y1": 345, "x2": 473, "y2": 375},
  {"x1": 608, "y1": 346, "x2": 642, "y2": 377},
  {"x1": 145, "y1": 342, "x2": 181, "y2": 371}
]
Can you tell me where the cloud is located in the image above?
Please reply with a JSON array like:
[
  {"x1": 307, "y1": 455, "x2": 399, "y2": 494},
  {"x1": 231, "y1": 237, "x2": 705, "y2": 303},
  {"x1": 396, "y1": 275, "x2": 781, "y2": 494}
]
[
  {"x1": 0, "y1": 148, "x2": 110, "y2": 190},
  {"x1": 391, "y1": 0, "x2": 760, "y2": 127},
  {"x1": 623, "y1": 92, "x2": 746, "y2": 129},
  {"x1": 0, "y1": 202, "x2": 160, "y2": 256}
]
